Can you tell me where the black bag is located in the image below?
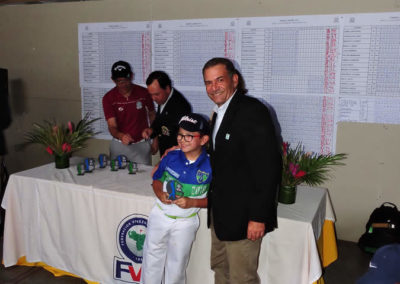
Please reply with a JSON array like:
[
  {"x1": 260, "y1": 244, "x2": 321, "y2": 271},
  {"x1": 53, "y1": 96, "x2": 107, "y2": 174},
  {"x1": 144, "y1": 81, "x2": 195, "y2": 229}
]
[{"x1": 358, "y1": 202, "x2": 400, "y2": 253}]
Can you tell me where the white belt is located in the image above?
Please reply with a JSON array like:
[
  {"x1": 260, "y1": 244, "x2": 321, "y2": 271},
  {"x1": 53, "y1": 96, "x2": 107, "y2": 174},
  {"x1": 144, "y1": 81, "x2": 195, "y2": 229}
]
[{"x1": 113, "y1": 138, "x2": 146, "y2": 144}]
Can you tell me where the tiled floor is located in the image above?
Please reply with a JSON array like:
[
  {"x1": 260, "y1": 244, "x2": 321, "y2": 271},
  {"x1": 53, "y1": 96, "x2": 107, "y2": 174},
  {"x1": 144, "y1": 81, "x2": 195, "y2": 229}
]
[{"x1": 0, "y1": 238, "x2": 371, "y2": 284}]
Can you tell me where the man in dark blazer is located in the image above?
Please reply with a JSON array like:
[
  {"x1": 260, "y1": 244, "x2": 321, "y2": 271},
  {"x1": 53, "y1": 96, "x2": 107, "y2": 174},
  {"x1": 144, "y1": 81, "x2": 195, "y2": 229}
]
[
  {"x1": 203, "y1": 58, "x2": 282, "y2": 284},
  {"x1": 142, "y1": 71, "x2": 192, "y2": 156}
]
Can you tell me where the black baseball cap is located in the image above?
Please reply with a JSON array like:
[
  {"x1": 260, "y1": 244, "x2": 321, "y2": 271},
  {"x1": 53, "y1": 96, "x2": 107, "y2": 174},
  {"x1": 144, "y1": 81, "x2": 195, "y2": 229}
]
[
  {"x1": 111, "y1": 61, "x2": 132, "y2": 80},
  {"x1": 178, "y1": 113, "x2": 210, "y2": 136}
]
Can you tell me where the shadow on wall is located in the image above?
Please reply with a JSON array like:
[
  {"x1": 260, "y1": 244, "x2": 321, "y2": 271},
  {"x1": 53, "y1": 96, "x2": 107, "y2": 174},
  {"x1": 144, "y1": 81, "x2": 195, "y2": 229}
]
[
  {"x1": 9, "y1": 79, "x2": 32, "y2": 166},
  {"x1": 258, "y1": 98, "x2": 283, "y2": 148},
  {"x1": 10, "y1": 79, "x2": 27, "y2": 116},
  {"x1": 232, "y1": 59, "x2": 283, "y2": 149}
]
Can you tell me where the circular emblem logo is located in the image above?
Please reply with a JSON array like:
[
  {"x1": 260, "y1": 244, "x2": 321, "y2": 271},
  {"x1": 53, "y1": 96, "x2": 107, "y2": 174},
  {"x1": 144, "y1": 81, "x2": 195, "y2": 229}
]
[
  {"x1": 118, "y1": 107, "x2": 124, "y2": 112},
  {"x1": 117, "y1": 214, "x2": 147, "y2": 264},
  {"x1": 161, "y1": 125, "x2": 170, "y2": 136}
]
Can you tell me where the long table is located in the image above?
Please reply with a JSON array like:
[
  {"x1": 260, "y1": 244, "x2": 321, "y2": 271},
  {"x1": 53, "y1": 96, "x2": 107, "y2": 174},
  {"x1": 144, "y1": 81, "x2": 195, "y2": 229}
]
[{"x1": 2, "y1": 158, "x2": 337, "y2": 284}]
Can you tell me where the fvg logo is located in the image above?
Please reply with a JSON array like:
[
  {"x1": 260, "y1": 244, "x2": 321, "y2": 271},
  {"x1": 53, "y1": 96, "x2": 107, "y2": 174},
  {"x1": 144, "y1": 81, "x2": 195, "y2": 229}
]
[{"x1": 114, "y1": 214, "x2": 147, "y2": 283}]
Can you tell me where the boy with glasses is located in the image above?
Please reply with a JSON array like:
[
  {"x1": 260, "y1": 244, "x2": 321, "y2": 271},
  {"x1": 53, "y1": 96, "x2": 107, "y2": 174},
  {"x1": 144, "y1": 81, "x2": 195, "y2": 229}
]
[{"x1": 141, "y1": 113, "x2": 211, "y2": 284}]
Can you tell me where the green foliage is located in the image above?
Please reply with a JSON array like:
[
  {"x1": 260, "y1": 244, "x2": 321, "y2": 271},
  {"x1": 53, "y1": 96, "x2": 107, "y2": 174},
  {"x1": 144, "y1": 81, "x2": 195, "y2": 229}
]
[
  {"x1": 23, "y1": 113, "x2": 100, "y2": 156},
  {"x1": 282, "y1": 142, "x2": 347, "y2": 187}
]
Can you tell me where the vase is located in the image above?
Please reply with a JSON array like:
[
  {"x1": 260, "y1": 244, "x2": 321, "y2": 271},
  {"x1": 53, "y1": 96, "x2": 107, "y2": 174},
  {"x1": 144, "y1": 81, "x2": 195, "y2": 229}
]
[
  {"x1": 278, "y1": 185, "x2": 297, "y2": 204},
  {"x1": 55, "y1": 154, "x2": 70, "y2": 169}
]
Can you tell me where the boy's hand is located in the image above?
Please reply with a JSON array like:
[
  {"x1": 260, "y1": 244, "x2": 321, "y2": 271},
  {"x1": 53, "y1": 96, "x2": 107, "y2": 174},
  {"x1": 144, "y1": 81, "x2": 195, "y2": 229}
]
[
  {"x1": 173, "y1": 197, "x2": 192, "y2": 209},
  {"x1": 158, "y1": 192, "x2": 172, "y2": 204}
]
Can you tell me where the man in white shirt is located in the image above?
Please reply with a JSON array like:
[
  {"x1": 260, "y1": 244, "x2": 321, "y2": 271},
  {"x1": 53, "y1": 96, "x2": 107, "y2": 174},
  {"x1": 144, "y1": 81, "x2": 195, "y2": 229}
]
[{"x1": 203, "y1": 57, "x2": 282, "y2": 284}]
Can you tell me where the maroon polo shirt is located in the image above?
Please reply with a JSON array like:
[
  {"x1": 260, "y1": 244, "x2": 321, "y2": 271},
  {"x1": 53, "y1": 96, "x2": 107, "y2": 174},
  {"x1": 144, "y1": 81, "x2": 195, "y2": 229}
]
[{"x1": 102, "y1": 84, "x2": 155, "y2": 142}]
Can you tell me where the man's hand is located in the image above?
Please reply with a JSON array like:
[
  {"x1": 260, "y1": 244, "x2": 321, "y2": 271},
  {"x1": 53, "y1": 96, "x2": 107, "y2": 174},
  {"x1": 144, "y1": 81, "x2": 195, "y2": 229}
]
[
  {"x1": 150, "y1": 137, "x2": 159, "y2": 155},
  {"x1": 120, "y1": 133, "x2": 134, "y2": 145},
  {"x1": 150, "y1": 145, "x2": 180, "y2": 178},
  {"x1": 247, "y1": 221, "x2": 265, "y2": 241},
  {"x1": 142, "y1": 128, "x2": 153, "y2": 139},
  {"x1": 161, "y1": 145, "x2": 180, "y2": 159},
  {"x1": 106, "y1": 118, "x2": 134, "y2": 145}
]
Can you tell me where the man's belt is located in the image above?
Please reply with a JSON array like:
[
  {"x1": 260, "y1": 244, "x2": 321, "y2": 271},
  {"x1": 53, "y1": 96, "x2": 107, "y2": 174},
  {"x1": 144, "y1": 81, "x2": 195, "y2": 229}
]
[{"x1": 113, "y1": 138, "x2": 146, "y2": 144}]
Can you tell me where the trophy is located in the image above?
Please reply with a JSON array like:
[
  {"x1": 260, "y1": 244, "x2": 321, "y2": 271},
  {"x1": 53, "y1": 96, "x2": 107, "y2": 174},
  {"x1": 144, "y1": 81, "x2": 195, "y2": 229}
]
[
  {"x1": 76, "y1": 163, "x2": 85, "y2": 175},
  {"x1": 128, "y1": 161, "x2": 138, "y2": 174},
  {"x1": 166, "y1": 180, "x2": 184, "y2": 200},
  {"x1": 117, "y1": 155, "x2": 128, "y2": 169},
  {"x1": 98, "y1": 154, "x2": 109, "y2": 168},
  {"x1": 84, "y1": 158, "x2": 96, "y2": 172},
  {"x1": 110, "y1": 159, "x2": 118, "y2": 171}
]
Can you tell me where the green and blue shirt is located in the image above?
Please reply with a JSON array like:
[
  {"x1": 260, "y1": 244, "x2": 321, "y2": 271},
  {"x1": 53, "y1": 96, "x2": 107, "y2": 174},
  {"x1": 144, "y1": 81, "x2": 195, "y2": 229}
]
[{"x1": 153, "y1": 148, "x2": 211, "y2": 218}]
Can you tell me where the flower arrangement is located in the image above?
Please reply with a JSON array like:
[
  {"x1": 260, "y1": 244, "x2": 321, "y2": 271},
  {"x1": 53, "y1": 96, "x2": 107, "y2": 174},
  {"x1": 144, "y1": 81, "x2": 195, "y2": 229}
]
[
  {"x1": 281, "y1": 142, "x2": 347, "y2": 188},
  {"x1": 24, "y1": 113, "x2": 100, "y2": 157}
]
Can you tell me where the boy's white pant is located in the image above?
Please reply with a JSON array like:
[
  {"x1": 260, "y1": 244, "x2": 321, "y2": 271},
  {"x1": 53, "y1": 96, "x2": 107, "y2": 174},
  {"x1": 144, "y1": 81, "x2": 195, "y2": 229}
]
[{"x1": 141, "y1": 205, "x2": 199, "y2": 284}]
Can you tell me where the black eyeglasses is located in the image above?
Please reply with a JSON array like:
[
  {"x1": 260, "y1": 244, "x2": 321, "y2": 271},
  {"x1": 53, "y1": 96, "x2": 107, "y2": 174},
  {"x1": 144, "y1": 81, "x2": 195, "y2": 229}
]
[{"x1": 177, "y1": 133, "x2": 201, "y2": 142}]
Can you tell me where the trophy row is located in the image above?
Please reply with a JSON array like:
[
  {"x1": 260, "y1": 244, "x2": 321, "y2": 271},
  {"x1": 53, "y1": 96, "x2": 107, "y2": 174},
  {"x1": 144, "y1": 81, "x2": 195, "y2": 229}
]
[{"x1": 77, "y1": 154, "x2": 138, "y2": 175}]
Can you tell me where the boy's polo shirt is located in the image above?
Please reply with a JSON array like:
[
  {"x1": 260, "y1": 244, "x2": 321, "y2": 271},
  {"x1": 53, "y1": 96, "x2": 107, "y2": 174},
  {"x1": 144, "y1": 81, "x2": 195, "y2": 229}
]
[{"x1": 153, "y1": 149, "x2": 212, "y2": 218}]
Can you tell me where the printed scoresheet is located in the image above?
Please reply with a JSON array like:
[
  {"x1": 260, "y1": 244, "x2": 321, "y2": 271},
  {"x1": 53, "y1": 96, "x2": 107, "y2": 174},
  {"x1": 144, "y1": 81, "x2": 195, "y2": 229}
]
[{"x1": 78, "y1": 12, "x2": 400, "y2": 153}]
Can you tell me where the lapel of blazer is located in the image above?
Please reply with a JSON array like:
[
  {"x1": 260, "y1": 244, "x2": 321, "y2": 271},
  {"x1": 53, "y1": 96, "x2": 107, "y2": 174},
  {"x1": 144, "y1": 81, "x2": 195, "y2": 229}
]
[
  {"x1": 210, "y1": 111, "x2": 217, "y2": 151},
  {"x1": 160, "y1": 92, "x2": 175, "y2": 116},
  {"x1": 214, "y1": 91, "x2": 243, "y2": 149}
]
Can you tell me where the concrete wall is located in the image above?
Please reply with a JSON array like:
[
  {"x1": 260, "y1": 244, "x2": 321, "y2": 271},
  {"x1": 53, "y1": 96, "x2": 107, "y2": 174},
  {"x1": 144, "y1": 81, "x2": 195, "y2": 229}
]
[{"x1": 1, "y1": 0, "x2": 399, "y2": 241}]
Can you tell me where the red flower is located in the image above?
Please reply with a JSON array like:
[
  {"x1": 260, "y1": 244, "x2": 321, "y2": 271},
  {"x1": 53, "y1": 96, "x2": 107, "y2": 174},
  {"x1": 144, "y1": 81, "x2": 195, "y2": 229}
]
[
  {"x1": 289, "y1": 162, "x2": 299, "y2": 176},
  {"x1": 295, "y1": 170, "x2": 306, "y2": 178},
  {"x1": 68, "y1": 121, "x2": 74, "y2": 134},
  {"x1": 62, "y1": 143, "x2": 72, "y2": 153},
  {"x1": 46, "y1": 146, "x2": 53, "y2": 155},
  {"x1": 282, "y1": 142, "x2": 288, "y2": 156}
]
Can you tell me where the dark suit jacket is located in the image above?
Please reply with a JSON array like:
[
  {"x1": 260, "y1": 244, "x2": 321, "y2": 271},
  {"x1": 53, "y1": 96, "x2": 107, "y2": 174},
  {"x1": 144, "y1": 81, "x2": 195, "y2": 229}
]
[
  {"x1": 208, "y1": 91, "x2": 282, "y2": 241},
  {"x1": 151, "y1": 89, "x2": 191, "y2": 156}
]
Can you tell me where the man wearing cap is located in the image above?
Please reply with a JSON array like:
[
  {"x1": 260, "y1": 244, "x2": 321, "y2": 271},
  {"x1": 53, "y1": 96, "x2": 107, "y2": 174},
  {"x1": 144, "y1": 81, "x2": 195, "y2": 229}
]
[
  {"x1": 142, "y1": 71, "x2": 191, "y2": 156},
  {"x1": 202, "y1": 57, "x2": 282, "y2": 284},
  {"x1": 102, "y1": 61, "x2": 155, "y2": 165}
]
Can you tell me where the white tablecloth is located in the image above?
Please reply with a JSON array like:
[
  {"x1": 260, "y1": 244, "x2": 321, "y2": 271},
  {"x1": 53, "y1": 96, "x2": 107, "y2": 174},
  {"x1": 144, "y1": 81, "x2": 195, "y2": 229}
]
[
  {"x1": 189, "y1": 185, "x2": 334, "y2": 284},
  {"x1": 2, "y1": 158, "x2": 334, "y2": 284}
]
